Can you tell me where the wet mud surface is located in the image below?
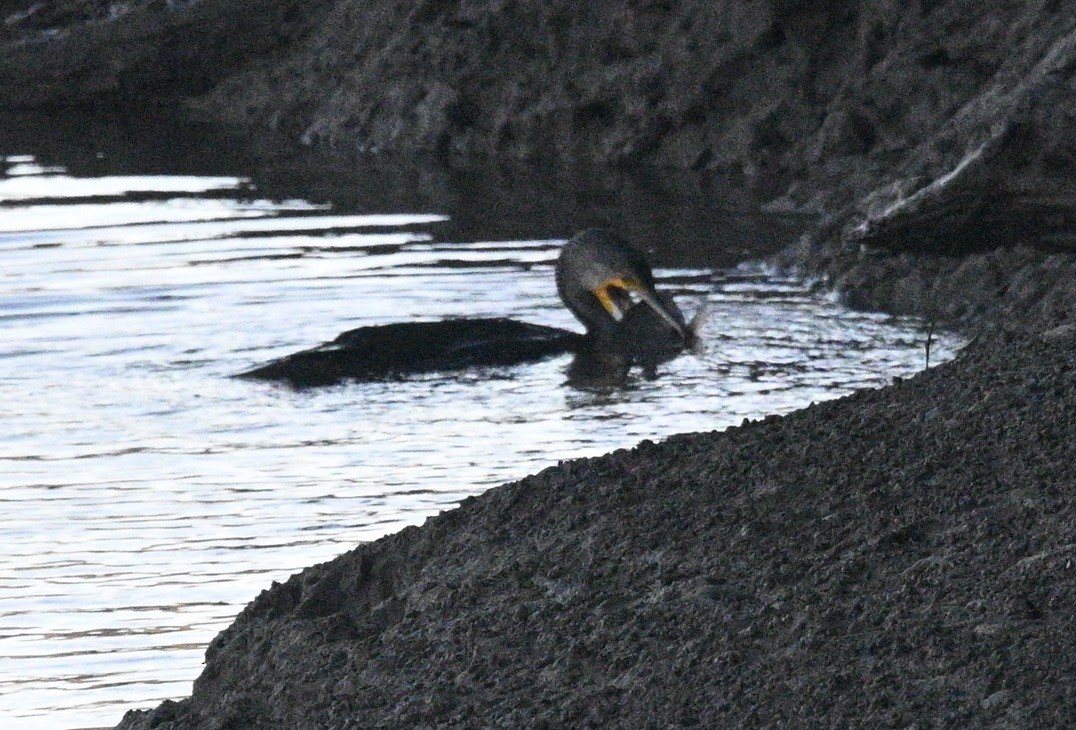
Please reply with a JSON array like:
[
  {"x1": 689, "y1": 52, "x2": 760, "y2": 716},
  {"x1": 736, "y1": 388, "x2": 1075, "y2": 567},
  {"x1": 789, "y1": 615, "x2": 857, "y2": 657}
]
[{"x1": 119, "y1": 327, "x2": 1076, "y2": 729}]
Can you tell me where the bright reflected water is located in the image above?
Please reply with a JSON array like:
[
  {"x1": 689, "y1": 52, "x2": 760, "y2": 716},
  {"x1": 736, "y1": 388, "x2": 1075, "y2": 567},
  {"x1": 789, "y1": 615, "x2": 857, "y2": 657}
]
[{"x1": 0, "y1": 113, "x2": 964, "y2": 728}]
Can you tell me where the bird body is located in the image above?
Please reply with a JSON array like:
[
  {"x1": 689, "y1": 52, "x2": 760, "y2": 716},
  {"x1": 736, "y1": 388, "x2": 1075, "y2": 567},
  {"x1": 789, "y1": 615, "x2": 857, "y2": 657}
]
[
  {"x1": 237, "y1": 229, "x2": 692, "y2": 387},
  {"x1": 237, "y1": 318, "x2": 582, "y2": 387}
]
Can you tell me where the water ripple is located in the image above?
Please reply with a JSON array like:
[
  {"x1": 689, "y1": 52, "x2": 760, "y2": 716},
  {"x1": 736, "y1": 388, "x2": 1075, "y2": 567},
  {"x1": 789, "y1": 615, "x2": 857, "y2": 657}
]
[{"x1": 0, "y1": 154, "x2": 963, "y2": 729}]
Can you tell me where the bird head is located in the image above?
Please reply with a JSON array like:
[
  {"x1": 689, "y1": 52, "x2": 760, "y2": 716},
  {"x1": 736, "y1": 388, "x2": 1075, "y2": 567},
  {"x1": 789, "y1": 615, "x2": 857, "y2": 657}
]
[{"x1": 555, "y1": 229, "x2": 687, "y2": 341}]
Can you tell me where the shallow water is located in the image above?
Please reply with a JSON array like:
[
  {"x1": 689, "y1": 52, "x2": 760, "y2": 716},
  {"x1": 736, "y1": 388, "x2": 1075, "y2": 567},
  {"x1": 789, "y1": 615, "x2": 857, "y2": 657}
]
[{"x1": 0, "y1": 112, "x2": 963, "y2": 728}]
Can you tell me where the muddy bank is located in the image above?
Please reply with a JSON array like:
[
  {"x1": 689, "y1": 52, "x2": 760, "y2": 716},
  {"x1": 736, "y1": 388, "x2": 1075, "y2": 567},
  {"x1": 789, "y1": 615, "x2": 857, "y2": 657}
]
[
  {"x1": 118, "y1": 327, "x2": 1075, "y2": 728},
  {"x1": 3, "y1": 1, "x2": 1074, "y2": 330},
  {"x1": 0, "y1": 0, "x2": 331, "y2": 105},
  {"x1": 8, "y1": 3, "x2": 1072, "y2": 727}
]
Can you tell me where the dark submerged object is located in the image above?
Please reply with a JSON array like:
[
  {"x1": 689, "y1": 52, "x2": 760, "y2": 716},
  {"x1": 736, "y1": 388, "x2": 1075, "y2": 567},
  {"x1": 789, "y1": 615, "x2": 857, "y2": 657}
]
[
  {"x1": 237, "y1": 318, "x2": 582, "y2": 387},
  {"x1": 237, "y1": 229, "x2": 691, "y2": 387}
]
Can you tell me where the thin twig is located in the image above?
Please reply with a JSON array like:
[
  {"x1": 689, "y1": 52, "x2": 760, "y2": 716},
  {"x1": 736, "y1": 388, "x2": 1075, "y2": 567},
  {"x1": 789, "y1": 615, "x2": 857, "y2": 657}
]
[{"x1": 925, "y1": 321, "x2": 935, "y2": 370}]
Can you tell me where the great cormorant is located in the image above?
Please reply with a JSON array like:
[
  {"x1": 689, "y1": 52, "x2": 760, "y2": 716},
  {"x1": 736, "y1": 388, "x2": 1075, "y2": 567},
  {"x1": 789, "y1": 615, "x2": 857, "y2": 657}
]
[{"x1": 236, "y1": 229, "x2": 692, "y2": 387}]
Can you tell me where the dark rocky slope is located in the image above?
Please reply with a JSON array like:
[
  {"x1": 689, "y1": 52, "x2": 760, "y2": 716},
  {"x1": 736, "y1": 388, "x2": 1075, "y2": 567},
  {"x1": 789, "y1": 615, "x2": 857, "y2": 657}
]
[
  {"x1": 119, "y1": 327, "x2": 1075, "y2": 728},
  {"x1": 0, "y1": 0, "x2": 331, "y2": 105},
  {"x1": 3, "y1": 1, "x2": 1075, "y2": 330}
]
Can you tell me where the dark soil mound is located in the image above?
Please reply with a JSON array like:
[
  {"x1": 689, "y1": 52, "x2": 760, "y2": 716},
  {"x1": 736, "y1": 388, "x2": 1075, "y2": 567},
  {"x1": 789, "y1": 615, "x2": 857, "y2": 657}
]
[{"x1": 118, "y1": 326, "x2": 1076, "y2": 729}]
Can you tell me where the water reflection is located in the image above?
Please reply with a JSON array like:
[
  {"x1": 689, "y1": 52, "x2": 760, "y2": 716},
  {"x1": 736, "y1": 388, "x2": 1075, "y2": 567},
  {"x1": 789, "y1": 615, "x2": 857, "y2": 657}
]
[{"x1": 0, "y1": 112, "x2": 963, "y2": 728}]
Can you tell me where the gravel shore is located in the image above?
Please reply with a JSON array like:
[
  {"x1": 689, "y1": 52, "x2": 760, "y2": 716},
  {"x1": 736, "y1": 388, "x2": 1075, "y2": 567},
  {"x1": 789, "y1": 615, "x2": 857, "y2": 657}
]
[{"x1": 118, "y1": 327, "x2": 1075, "y2": 728}]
